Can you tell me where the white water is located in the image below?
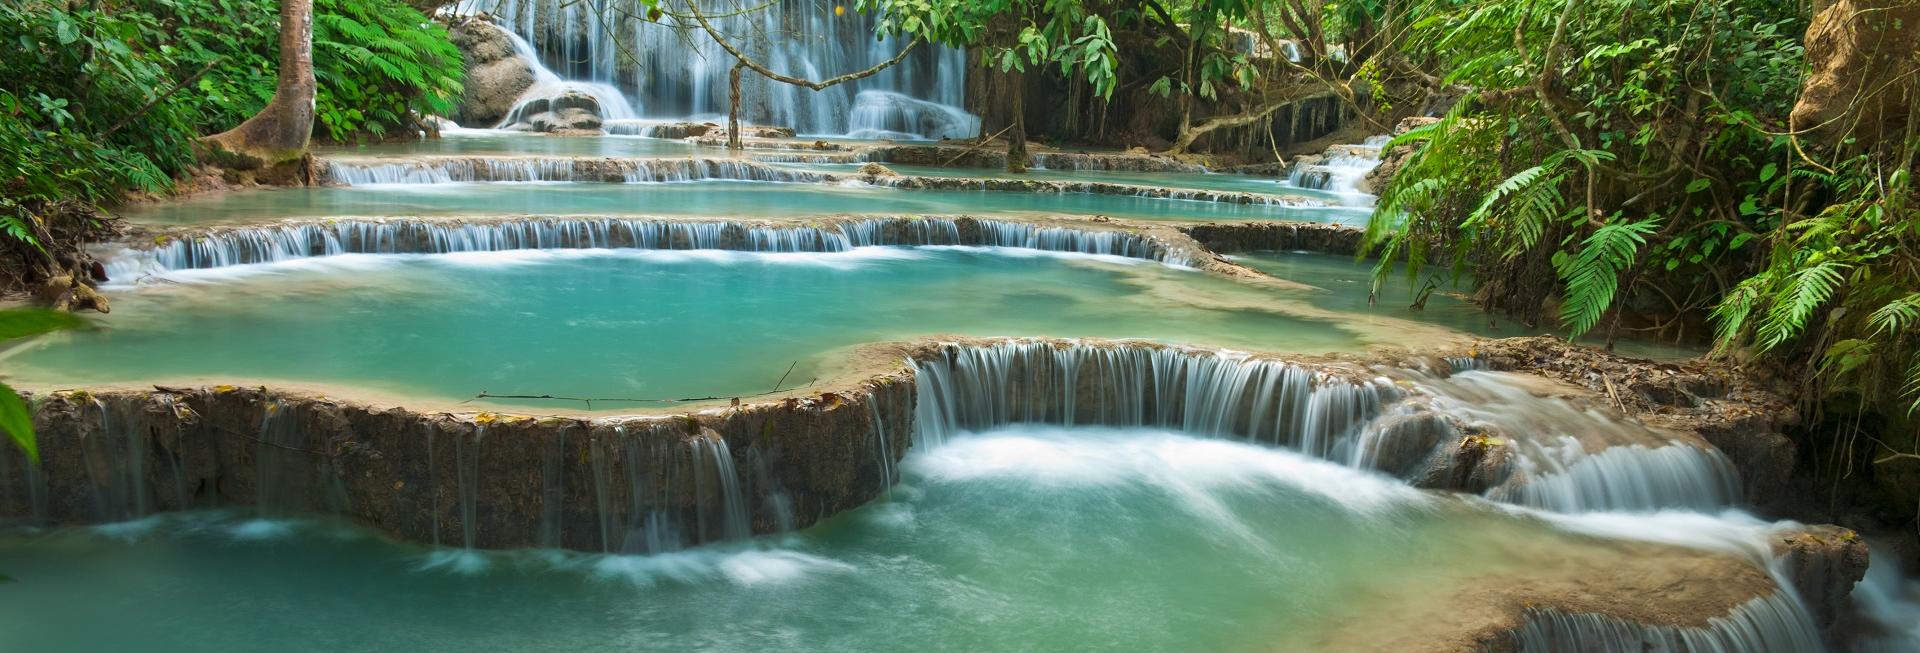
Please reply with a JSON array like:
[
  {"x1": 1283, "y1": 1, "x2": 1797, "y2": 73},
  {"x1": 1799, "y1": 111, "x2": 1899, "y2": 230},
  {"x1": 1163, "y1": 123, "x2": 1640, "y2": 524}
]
[
  {"x1": 1285, "y1": 135, "x2": 1392, "y2": 203},
  {"x1": 471, "y1": 0, "x2": 976, "y2": 138},
  {"x1": 495, "y1": 29, "x2": 638, "y2": 128},
  {"x1": 101, "y1": 217, "x2": 1184, "y2": 281}
]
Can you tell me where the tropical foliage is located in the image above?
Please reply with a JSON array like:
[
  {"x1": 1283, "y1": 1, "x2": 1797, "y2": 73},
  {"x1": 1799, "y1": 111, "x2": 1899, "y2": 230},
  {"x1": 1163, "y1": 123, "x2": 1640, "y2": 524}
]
[{"x1": 0, "y1": 0, "x2": 463, "y2": 258}]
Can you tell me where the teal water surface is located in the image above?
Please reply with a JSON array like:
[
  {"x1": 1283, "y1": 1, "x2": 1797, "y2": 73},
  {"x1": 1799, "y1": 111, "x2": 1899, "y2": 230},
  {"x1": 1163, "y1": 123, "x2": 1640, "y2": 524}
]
[{"x1": 8, "y1": 248, "x2": 1392, "y2": 409}]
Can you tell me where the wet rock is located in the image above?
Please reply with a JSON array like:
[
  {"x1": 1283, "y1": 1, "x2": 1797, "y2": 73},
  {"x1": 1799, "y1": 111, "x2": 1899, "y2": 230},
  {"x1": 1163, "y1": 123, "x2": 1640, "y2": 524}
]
[
  {"x1": 517, "y1": 91, "x2": 604, "y2": 132},
  {"x1": 856, "y1": 162, "x2": 899, "y2": 177},
  {"x1": 1361, "y1": 144, "x2": 1417, "y2": 194},
  {"x1": 1178, "y1": 221, "x2": 1364, "y2": 256},
  {"x1": 35, "y1": 274, "x2": 110, "y2": 314},
  {"x1": 447, "y1": 18, "x2": 534, "y2": 127},
  {"x1": 1772, "y1": 525, "x2": 1871, "y2": 630}
]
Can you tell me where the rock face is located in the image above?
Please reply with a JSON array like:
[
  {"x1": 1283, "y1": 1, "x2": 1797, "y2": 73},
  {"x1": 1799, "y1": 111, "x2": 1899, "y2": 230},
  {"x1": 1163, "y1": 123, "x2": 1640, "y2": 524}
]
[
  {"x1": 1360, "y1": 117, "x2": 1438, "y2": 194},
  {"x1": 1773, "y1": 525, "x2": 1872, "y2": 631},
  {"x1": 1179, "y1": 221, "x2": 1365, "y2": 255},
  {"x1": 1791, "y1": 0, "x2": 1919, "y2": 143},
  {"x1": 447, "y1": 18, "x2": 534, "y2": 127},
  {"x1": 3, "y1": 377, "x2": 915, "y2": 552}
]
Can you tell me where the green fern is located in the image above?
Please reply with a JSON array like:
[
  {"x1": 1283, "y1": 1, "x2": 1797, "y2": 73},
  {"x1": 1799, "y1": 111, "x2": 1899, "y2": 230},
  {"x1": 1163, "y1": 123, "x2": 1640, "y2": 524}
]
[{"x1": 1554, "y1": 217, "x2": 1660, "y2": 337}]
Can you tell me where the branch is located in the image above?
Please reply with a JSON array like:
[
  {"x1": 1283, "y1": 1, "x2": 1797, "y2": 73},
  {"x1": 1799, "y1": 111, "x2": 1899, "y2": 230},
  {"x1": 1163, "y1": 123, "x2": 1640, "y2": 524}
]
[
  {"x1": 686, "y1": 1, "x2": 919, "y2": 91},
  {"x1": 1166, "y1": 89, "x2": 1339, "y2": 153}
]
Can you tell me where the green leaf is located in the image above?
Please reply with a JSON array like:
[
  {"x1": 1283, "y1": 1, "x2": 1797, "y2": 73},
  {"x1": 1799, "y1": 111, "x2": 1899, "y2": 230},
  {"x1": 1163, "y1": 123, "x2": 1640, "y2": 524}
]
[
  {"x1": 0, "y1": 308, "x2": 88, "y2": 341},
  {"x1": 1685, "y1": 178, "x2": 1711, "y2": 193},
  {"x1": 0, "y1": 381, "x2": 36, "y2": 464}
]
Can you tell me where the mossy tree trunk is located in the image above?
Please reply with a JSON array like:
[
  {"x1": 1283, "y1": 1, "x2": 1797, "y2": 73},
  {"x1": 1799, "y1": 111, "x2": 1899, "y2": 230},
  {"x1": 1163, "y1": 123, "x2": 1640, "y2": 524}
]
[{"x1": 203, "y1": 0, "x2": 315, "y2": 167}]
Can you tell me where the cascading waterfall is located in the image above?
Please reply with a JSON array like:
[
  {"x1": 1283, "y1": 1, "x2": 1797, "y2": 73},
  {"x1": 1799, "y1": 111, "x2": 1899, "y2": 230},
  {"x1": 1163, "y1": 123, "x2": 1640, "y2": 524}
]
[
  {"x1": 476, "y1": 0, "x2": 975, "y2": 138},
  {"x1": 495, "y1": 29, "x2": 638, "y2": 128},
  {"x1": 1504, "y1": 592, "x2": 1826, "y2": 653},
  {"x1": 1414, "y1": 370, "x2": 1745, "y2": 513},
  {"x1": 107, "y1": 217, "x2": 1182, "y2": 279},
  {"x1": 1285, "y1": 135, "x2": 1392, "y2": 198},
  {"x1": 319, "y1": 157, "x2": 830, "y2": 185},
  {"x1": 908, "y1": 341, "x2": 1390, "y2": 459}
]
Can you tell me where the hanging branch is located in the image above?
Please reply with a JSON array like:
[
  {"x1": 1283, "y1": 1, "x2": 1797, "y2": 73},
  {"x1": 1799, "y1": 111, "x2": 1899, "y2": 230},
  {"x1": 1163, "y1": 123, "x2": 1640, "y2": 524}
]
[{"x1": 683, "y1": 0, "x2": 920, "y2": 148}]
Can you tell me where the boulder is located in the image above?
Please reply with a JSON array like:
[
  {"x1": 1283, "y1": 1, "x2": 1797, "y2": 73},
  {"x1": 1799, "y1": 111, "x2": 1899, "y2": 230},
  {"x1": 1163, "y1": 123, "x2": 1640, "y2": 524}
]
[
  {"x1": 1772, "y1": 525, "x2": 1871, "y2": 631},
  {"x1": 856, "y1": 162, "x2": 899, "y2": 177},
  {"x1": 447, "y1": 19, "x2": 535, "y2": 127}
]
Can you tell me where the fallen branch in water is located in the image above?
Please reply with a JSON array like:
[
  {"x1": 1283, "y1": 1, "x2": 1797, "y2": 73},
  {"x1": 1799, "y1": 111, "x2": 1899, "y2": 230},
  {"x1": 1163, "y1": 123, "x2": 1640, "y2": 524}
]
[{"x1": 467, "y1": 363, "x2": 816, "y2": 410}]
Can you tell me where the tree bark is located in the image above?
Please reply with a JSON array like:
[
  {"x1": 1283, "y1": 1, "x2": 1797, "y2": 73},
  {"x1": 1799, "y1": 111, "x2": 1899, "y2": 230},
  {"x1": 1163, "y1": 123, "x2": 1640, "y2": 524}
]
[
  {"x1": 728, "y1": 63, "x2": 744, "y2": 150},
  {"x1": 204, "y1": 0, "x2": 315, "y2": 165},
  {"x1": 1007, "y1": 71, "x2": 1029, "y2": 173}
]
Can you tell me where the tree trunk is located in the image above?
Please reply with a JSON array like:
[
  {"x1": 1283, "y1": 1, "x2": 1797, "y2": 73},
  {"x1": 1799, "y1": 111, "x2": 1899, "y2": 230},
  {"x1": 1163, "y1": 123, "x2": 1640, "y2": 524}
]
[
  {"x1": 728, "y1": 63, "x2": 744, "y2": 150},
  {"x1": 1006, "y1": 70, "x2": 1029, "y2": 173},
  {"x1": 204, "y1": 0, "x2": 315, "y2": 166}
]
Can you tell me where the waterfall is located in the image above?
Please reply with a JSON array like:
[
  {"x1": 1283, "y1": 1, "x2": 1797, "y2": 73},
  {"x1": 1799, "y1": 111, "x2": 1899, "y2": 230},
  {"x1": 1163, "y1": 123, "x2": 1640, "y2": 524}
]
[
  {"x1": 847, "y1": 90, "x2": 981, "y2": 140},
  {"x1": 1488, "y1": 440, "x2": 1741, "y2": 512},
  {"x1": 108, "y1": 217, "x2": 1183, "y2": 279},
  {"x1": 476, "y1": 0, "x2": 976, "y2": 138},
  {"x1": 319, "y1": 157, "x2": 831, "y2": 185},
  {"x1": 908, "y1": 341, "x2": 1391, "y2": 459},
  {"x1": 1285, "y1": 136, "x2": 1390, "y2": 198},
  {"x1": 1505, "y1": 592, "x2": 1825, "y2": 653},
  {"x1": 80, "y1": 399, "x2": 149, "y2": 522},
  {"x1": 495, "y1": 29, "x2": 639, "y2": 128},
  {"x1": 454, "y1": 426, "x2": 485, "y2": 550},
  {"x1": 1415, "y1": 370, "x2": 1746, "y2": 513}
]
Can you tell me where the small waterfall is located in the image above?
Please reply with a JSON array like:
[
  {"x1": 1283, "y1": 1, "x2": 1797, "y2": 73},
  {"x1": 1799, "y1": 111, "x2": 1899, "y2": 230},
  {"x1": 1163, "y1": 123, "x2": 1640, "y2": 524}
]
[
  {"x1": 110, "y1": 217, "x2": 1183, "y2": 279},
  {"x1": 1504, "y1": 592, "x2": 1825, "y2": 653},
  {"x1": 494, "y1": 29, "x2": 638, "y2": 128},
  {"x1": 1285, "y1": 136, "x2": 1390, "y2": 197},
  {"x1": 1850, "y1": 544, "x2": 1920, "y2": 652},
  {"x1": 80, "y1": 398, "x2": 148, "y2": 522},
  {"x1": 319, "y1": 157, "x2": 830, "y2": 185},
  {"x1": 248, "y1": 401, "x2": 302, "y2": 532},
  {"x1": 589, "y1": 430, "x2": 616, "y2": 552},
  {"x1": 847, "y1": 90, "x2": 980, "y2": 140},
  {"x1": 908, "y1": 341, "x2": 1390, "y2": 460},
  {"x1": 477, "y1": 0, "x2": 974, "y2": 137},
  {"x1": 1489, "y1": 440, "x2": 1741, "y2": 512},
  {"x1": 1416, "y1": 370, "x2": 1746, "y2": 513},
  {"x1": 689, "y1": 435, "x2": 750, "y2": 543},
  {"x1": 454, "y1": 426, "x2": 485, "y2": 550}
]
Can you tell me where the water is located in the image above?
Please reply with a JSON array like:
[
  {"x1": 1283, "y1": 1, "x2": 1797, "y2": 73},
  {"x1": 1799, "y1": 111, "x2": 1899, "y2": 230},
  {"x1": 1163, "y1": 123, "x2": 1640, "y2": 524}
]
[
  {"x1": 113, "y1": 181, "x2": 1364, "y2": 227},
  {"x1": 103, "y1": 217, "x2": 1187, "y2": 278},
  {"x1": 471, "y1": 0, "x2": 974, "y2": 138},
  {"x1": 315, "y1": 129, "x2": 695, "y2": 158},
  {"x1": 9, "y1": 248, "x2": 1392, "y2": 409},
  {"x1": 0, "y1": 426, "x2": 1789, "y2": 652},
  {"x1": 1232, "y1": 250, "x2": 1708, "y2": 360}
]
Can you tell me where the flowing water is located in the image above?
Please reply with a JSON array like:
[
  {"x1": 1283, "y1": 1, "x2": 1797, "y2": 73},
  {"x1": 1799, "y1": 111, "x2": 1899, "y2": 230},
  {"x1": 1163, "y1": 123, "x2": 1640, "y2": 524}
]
[
  {"x1": 0, "y1": 426, "x2": 1789, "y2": 652},
  {"x1": 466, "y1": 0, "x2": 973, "y2": 137}
]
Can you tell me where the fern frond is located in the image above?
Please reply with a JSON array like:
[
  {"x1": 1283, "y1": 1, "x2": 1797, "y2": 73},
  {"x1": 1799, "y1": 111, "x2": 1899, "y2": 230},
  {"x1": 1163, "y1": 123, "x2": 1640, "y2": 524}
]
[
  {"x1": 1755, "y1": 260, "x2": 1851, "y2": 350},
  {"x1": 1869, "y1": 293, "x2": 1920, "y2": 337},
  {"x1": 1555, "y1": 217, "x2": 1659, "y2": 337}
]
